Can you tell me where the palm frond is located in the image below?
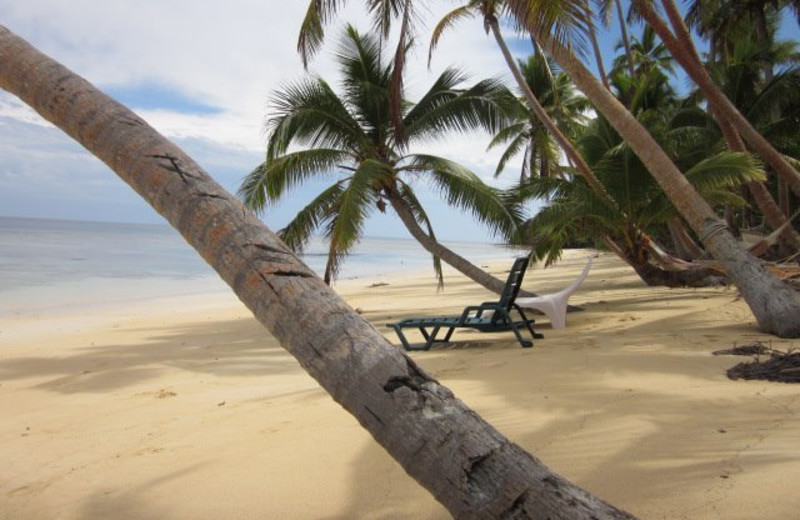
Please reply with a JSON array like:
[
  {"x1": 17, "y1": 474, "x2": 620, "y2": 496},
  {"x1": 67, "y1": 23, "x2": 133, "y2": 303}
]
[
  {"x1": 487, "y1": 121, "x2": 528, "y2": 150},
  {"x1": 494, "y1": 132, "x2": 529, "y2": 178},
  {"x1": 428, "y1": 5, "x2": 476, "y2": 66},
  {"x1": 746, "y1": 68, "x2": 800, "y2": 124},
  {"x1": 323, "y1": 159, "x2": 391, "y2": 281},
  {"x1": 297, "y1": 0, "x2": 345, "y2": 67},
  {"x1": 404, "y1": 75, "x2": 514, "y2": 143},
  {"x1": 239, "y1": 149, "x2": 350, "y2": 212},
  {"x1": 366, "y1": 0, "x2": 407, "y2": 38},
  {"x1": 503, "y1": 0, "x2": 591, "y2": 58},
  {"x1": 683, "y1": 151, "x2": 766, "y2": 191},
  {"x1": 267, "y1": 78, "x2": 364, "y2": 159},
  {"x1": 279, "y1": 180, "x2": 347, "y2": 253},
  {"x1": 407, "y1": 154, "x2": 523, "y2": 239}
]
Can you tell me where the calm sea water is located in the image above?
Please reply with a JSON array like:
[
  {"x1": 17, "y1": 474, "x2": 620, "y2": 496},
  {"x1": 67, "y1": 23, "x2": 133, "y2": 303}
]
[{"x1": 0, "y1": 216, "x2": 516, "y2": 316}]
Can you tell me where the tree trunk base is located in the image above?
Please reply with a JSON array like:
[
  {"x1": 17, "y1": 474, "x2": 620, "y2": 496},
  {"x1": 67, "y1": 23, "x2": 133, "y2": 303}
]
[{"x1": 630, "y1": 261, "x2": 726, "y2": 288}]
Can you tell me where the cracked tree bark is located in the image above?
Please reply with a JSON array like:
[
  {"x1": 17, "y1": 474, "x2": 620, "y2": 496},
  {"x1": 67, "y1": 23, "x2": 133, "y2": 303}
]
[{"x1": 0, "y1": 24, "x2": 636, "y2": 519}]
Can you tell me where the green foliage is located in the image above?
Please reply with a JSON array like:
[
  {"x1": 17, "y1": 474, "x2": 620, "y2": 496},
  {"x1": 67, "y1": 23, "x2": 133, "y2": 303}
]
[
  {"x1": 240, "y1": 26, "x2": 521, "y2": 283},
  {"x1": 489, "y1": 53, "x2": 589, "y2": 180},
  {"x1": 514, "y1": 63, "x2": 766, "y2": 265}
]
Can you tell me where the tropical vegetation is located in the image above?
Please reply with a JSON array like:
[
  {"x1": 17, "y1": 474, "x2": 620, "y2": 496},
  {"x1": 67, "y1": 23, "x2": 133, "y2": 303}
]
[
  {"x1": 294, "y1": 0, "x2": 800, "y2": 338},
  {"x1": 240, "y1": 26, "x2": 524, "y2": 293}
]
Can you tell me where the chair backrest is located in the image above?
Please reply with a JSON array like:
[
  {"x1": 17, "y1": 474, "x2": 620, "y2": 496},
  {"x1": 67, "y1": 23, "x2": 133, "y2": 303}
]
[{"x1": 495, "y1": 256, "x2": 530, "y2": 315}]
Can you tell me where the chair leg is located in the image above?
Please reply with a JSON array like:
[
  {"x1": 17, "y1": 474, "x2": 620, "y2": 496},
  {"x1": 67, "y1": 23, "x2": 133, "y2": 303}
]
[
  {"x1": 390, "y1": 324, "x2": 415, "y2": 351},
  {"x1": 424, "y1": 326, "x2": 442, "y2": 350},
  {"x1": 514, "y1": 306, "x2": 544, "y2": 340},
  {"x1": 511, "y1": 322, "x2": 533, "y2": 348},
  {"x1": 443, "y1": 328, "x2": 455, "y2": 342}
]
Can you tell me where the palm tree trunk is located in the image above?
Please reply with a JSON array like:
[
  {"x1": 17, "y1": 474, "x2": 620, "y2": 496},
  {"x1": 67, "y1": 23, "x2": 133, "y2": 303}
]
[
  {"x1": 385, "y1": 188, "x2": 539, "y2": 297},
  {"x1": 0, "y1": 24, "x2": 637, "y2": 519},
  {"x1": 538, "y1": 31, "x2": 800, "y2": 338},
  {"x1": 647, "y1": 0, "x2": 800, "y2": 199},
  {"x1": 714, "y1": 104, "x2": 800, "y2": 251},
  {"x1": 587, "y1": 17, "x2": 610, "y2": 89},
  {"x1": 615, "y1": 0, "x2": 636, "y2": 79},
  {"x1": 668, "y1": 218, "x2": 706, "y2": 260},
  {"x1": 485, "y1": 14, "x2": 616, "y2": 206}
]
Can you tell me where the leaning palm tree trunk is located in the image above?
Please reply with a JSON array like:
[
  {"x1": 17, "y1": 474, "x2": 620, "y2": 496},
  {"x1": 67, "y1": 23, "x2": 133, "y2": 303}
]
[
  {"x1": 639, "y1": 0, "x2": 800, "y2": 199},
  {"x1": 614, "y1": 0, "x2": 636, "y2": 79},
  {"x1": 636, "y1": 2, "x2": 800, "y2": 251},
  {"x1": 0, "y1": 24, "x2": 636, "y2": 519},
  {"x1": 537, "y1": 31, "x2": 800, "y2": 338},
  {"x1": 486, "y1": 14, "x2": 615, "y2": 206},
  {"x1": 386, "y1": 189, "x2": 539, "y2": 296}
]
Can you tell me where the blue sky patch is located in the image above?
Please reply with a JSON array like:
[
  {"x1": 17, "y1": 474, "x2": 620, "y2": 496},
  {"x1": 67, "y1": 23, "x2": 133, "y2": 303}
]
[{"x1": 105, "y1": 83, "x2": 221, "y2": 115}]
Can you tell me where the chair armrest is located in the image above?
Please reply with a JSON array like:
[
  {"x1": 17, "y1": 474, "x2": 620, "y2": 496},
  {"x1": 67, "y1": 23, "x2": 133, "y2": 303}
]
[{"x1": 459, "y1": 303, "x2": 503, "y2": 323}]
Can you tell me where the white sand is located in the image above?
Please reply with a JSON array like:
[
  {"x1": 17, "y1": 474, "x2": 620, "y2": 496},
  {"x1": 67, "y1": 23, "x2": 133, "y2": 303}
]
[{"x1": 1, "y1": 250, "x2": 799, "y2": 519}]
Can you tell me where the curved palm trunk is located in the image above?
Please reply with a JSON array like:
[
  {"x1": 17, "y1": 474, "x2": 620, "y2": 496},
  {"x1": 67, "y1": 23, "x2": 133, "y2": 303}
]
[
  {"x1": 386, "y1": 189, "x2": 538, "y2": 297},
  {"x1": 485, "y1": 15, "x2": 616, "y2": 206},
  {"x1": 538, "y1": 31, "x2": 800, "y2": 338},
  {"x1": 643, "y1": 1, "x2": 800, "y2": 252},
  {"x1": 603, "y1": 235, "x2": 721, "y2": 287},
  {"x1": 0, "y1": 25, "x2": 640, "y2": 518},
  {"x1": 644, "y1": 0, "x2": 800, "y2": 199}
]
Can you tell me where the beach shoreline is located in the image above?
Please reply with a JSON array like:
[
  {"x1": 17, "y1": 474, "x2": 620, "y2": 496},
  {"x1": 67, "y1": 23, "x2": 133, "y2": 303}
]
[{"x1": 2, "y1": 250, "x2": 799, "y2": 519}]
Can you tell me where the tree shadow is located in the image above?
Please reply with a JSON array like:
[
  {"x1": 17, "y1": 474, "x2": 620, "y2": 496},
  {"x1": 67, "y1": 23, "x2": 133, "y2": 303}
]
[{"x1": 0, "y1": 316, "x2": 302, "y2": 394}]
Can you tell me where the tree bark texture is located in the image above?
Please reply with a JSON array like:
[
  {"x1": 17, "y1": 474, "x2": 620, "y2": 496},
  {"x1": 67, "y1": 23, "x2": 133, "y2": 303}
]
[
  {"x1": 0, "y1": 25, "x2": 637, "y2": 519},
  {"x1": 538, "y1": 32, "x2": 800, "y2": 337}
]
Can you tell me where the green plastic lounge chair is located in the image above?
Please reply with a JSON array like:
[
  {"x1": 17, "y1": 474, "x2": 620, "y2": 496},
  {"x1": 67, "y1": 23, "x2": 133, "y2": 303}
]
[{"x1": 387, "y1": 257, "x2": 543, "y2": 351}]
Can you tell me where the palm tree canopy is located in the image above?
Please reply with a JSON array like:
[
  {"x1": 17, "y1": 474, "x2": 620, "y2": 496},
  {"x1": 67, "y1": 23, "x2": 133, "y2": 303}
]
[
  {"x1": 514, "y1": 69, "x2": 766, "y2": 266},
  {"x1": 489, "y1": 52, "x2": 590, "y2": 179},
  {"x1": 241, "y1": 26, "x2": 522, "y2": 283}
]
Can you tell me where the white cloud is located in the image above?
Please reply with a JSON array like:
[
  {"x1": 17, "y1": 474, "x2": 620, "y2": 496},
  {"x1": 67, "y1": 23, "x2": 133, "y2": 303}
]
[{"x1": 0, "y1": 1, "x2": 532, "y2": 238}]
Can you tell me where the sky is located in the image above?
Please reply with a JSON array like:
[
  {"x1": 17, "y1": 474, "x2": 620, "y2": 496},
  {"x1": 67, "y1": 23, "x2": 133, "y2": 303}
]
[{"x1": 0, "y1": 1, "x2": 798, "y2": 241}]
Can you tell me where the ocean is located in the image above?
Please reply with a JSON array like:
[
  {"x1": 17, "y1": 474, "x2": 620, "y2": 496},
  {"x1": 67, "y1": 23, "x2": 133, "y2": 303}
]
[{"x1": 0, "y1": 216, "x2": 518, "y2": 316}]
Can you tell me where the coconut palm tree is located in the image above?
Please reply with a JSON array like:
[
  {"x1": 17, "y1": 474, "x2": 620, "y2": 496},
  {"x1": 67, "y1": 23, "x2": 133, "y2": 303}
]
[
  {"x1": 632, "y1": 0, "x2": 800, "y2": 201},
  {"x1": 503, "y1": 0, "x2": 800, "y2": 337},
  {"x1": 429, "y1": 0, "x2": 615, "y2": 204},
  {"x1": 631, "y1": 0, "x2": 800, "y2": 250},
  {"x1": 703, "y1": 33, "x2": 800, "y2": 231},
  {"x1": 611, "y1": 24, "x2": 674, "y2": 80},
  {"x1": 517, "y1": 70, "x2": 765, "y2": 285},
  {"x1": 241, "y1": 26, "x2": 524, "y2": 293},
  {"x1": 0, "y1": 23, "x2": 638, "y2": 519},
  {"x1": 490, "y1": 53, "x2": 590, "y2": 179},
  {"x1": 296, "y1": 0, "x2": 800, "y2": 336}
]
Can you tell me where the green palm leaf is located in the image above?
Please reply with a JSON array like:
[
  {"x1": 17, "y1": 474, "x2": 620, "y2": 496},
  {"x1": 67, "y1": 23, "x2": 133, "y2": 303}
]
[
  {"x1": 239, "y1": 149, "x2": 350, "y2": 212},
  {"x1": 428, "y1": 5, "x2": 477, "y2": 66},
  {"x1": 323, "y1": 159, "x2": 392, "y2": 282},
  {"x1": 683, "y1": 151, "x2": 766, "y2": 190},
  {"x1": 406, "y1": 154, "x2": 523, "y2": 239},
  {"x1": 404, "y1": 73, "x2": 513, "y2": 144},
  {"x1": 267, "y1": 78, "x2": 365, "y2": 160},
  {"x1": 280, "y1": 180, "x2": 348, "y2": 253}
]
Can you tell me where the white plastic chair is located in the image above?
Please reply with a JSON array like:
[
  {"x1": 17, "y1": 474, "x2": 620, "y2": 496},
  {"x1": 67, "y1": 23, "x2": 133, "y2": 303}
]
[{"x1": 515, "y1": 257, "x2": 593, "y2": 329}]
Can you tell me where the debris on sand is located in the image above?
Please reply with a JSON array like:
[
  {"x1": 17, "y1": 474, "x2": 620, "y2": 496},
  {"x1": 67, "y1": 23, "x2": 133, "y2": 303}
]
[{"x1": 714, "y1": 342, "x2": 800, "y2": 383}]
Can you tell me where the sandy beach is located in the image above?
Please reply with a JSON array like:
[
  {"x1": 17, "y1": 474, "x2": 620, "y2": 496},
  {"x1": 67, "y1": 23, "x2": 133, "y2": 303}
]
[{"x1": 2, "y1": 249, "x2": 799, "y2": 519}]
